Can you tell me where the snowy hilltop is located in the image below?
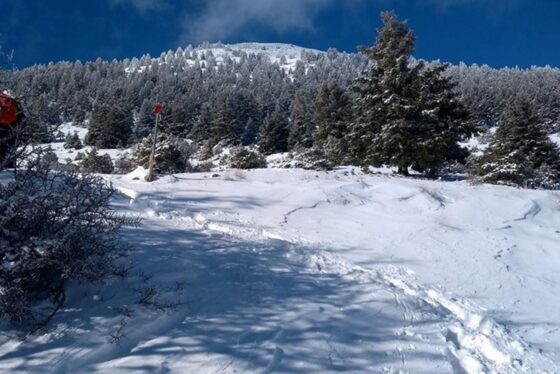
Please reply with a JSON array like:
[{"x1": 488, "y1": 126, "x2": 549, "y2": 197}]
[{"x1": 124, "y1": 42, "x2": 355, "y2": 77}]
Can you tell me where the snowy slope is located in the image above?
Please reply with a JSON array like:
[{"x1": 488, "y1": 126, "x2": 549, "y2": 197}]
[
  {"x1": 197, "y1": 42, "x2": 323, "y2": 63},
  {"x1": 127, "y1": 42, "x2": 332, "y2": 75},
  {"x1": 1, "y1": 167, "x2": 559, "y2": 373},
  {"x1": 46, "y1": 123, "x2": 130, "y2": 165}
]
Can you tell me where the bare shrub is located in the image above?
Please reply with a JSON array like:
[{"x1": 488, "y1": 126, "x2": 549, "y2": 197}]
[{"x1": 0, "y1": 161, "x2": 136, "y2": 329}]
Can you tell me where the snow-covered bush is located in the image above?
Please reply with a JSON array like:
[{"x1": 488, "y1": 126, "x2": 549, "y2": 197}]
[
  {"x1": 472, "y1": 153, "x2": 560, "y2": 189},
  {"x1": 212, "y1": 140, "x2": 230, "y2": 157},
  {"x1": 80, "y1": 148, "x2": 114, "y2": 174},
  {"x1": 42, "y1": 148, "x2": 59, "y2": 169},
  {"x1": 63, "y1": 132, "x2": 83, "y2": 150},
  {"x1": 133, "y1": 134, "x2": 193, "y2": 173},
  {"x1": 197, "y1": 141, "x2": 214, "y2": 161},
  {"x1": 266, "y1": 149, "x2": 334, "y2": 171},
  {"x1": 57, "y1": 159, "x2": 80, "y2": 173},
  {"x1": 0, "y1": 164, "x2": 134, "y2": 328},
  {"x1": 229, "y1": 147, "x2": 267, "y2": 169},
  {"x1": 194, "y1": 161, "x2": 214, "y2": 173},
  {"x1": 114, "y1": 154, "x2": 137, "y2": 174},
  {"x1": 293, "y1": 148, "x2": 334, "y2": 171}
]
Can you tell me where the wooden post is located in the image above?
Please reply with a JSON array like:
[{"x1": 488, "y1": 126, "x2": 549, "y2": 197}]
[{"x1": 146, "y1": 104, "x2": 163, "y2": 182}]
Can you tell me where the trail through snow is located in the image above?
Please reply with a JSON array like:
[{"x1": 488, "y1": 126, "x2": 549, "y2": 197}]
[{"x1": 1, "y1": 168, "x2": 559, "y2": 373}]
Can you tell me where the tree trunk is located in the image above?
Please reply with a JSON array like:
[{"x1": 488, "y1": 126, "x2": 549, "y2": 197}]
[{"x1": 398, "y1": 165, "x2": 409, "y2": 176}]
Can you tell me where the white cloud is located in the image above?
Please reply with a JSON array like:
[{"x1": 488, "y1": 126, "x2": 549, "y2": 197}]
[{"x1": 182, "y1": 0, "x2": 334, "y2": 44}]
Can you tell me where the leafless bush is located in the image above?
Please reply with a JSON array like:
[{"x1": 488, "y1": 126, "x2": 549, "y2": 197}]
[
  {"x1": 194, "y1": 161, "x2": 214, "y2": 173},
  {"x1": 108, "y1": 307, "x2": 133, "y2": 344},
  {"x1": 135, "y1": 284, "x2": 184, "y2": 312},
  {"x1": 0, "y1": 160, "x2": 137, "y2": 329}
]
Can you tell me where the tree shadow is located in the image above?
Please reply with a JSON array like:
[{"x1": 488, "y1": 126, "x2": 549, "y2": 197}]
[{"x1": 0, "y1": 212, "x2": 450, "y2": 373}]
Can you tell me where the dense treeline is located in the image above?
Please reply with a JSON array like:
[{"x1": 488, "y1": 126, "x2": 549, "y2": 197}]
[
  {"x1": 449, "y1": 63, "x2": 560, "y2": 131},
  {"x1": 7, "y1": 44, "x2": 365, "y2": 149},
  {"x1": 4, "y1": 14, "x2": 560, "y2": 187},
  {"x1": 7, "y1": 41, "x2": 560, "y2": 146}
]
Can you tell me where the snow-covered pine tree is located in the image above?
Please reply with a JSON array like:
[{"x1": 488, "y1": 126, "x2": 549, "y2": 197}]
[
  {"x1": 348, "y1": 11, "x2": 475, "y2": 175},
  {"x1": 188, "y1": 96, "x2": 238, "y2": 147},
  {"x1": 80, "y1": 147, "x2": 114, "y2": 174},
  {"x1": 347, "y1": 11, "x2": 415, "y2": 170},
  {"x1": 242, "y1": 118, "x2": 260, "y2": 146},
  {"x1": 189, "y1": 102, "x2": 213, "y2": 143},
  {"x1": 472, "y1": 97, "x2": 560, "y2": 188},
  {"x1": 288, "y1": 89, "x2": 315, "y2": 149},
  {"x1": 85, "y1": 95, "x2": 133, "y2": 148},
  {"x1": 132, "y1": 133, "x2": 193, "y2": 173},
  {"x1": 411, "y1": 63, "x2": 475, "y2": 175},
  {"x1": 133, "y1": 99, "x2": 155, "y2": 139},
  {"x1": 63, "y1": 131, "x2": 83, "y2": 150},
  {"x1": 258, "y1": 104, "x2": 290, "y2": 155},
  {"x1": 211, "y1": 96, "x2": 237, "y2": 145},
  {"x1": 314, "y1": 83, "x2": 353, "y2": 163}
]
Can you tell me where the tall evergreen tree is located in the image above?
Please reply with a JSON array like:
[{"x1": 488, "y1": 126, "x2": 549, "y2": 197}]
[
  {"x1": 85, "y1": 97, "x2": 133, "y2": 148},
  {"x1": 410, "y1": 64, "x2": 474, "y2": 175},
  {"x1": 288, "y1": 90, "x2": 315, "y2": 149},
  {"x1": 189, "y1": 102, "x2": 213, "y2": 143},
  {"x1": 472, "y1": 98, "x2": 560, "y2": 188},
  {"x1": 211, "y1": 96, "x2": 237, "y2": 144},
  {"x1": 133, "y1": 99, "x2": 155, "y2": 139},
  {"x1": 259, "y1": 104, "x2": 289, "y2": 155},
  {"x1": 349, "y1": 11, "x2": 475, "y2": 175},
  {"x1": 242, "y1": 118, "x2": 261, "y2": 146},
  {"x1": 314, "y1": 83, "x2": 353, "y2": 163}
]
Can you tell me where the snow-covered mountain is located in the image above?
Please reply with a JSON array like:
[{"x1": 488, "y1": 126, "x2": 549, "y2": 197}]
[
  {"x1": 125, "y1": 42, "x2": 358, "y2": 75},
  {"x1": 189, "y1": 42, "x2": 325, "y2": 62}
]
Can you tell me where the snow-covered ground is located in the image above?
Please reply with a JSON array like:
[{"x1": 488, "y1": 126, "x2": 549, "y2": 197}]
[
  {"x1": 2, "y1": 124, "x2": 560, "y2": 372},
  {"x1": 1, "y1": 164, "x2": 560, "y2": 373},
  {"x1": 47, "y1": 123, "x2": 129, "y2": 164}
]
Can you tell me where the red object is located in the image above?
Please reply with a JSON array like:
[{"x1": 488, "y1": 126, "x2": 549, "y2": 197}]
[
  {"x1": 0, "y1": 93, "x2": 19, "y2": 128},
  {"x1": 153, "y1": 103, "x2": 163, "y2": 115}
]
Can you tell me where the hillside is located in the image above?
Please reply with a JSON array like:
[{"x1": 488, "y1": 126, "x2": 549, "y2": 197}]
[{"x1": 5, "y1": 42, "x2": 560, "y2": 161}]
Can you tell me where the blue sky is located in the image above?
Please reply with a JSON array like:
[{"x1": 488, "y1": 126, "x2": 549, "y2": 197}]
[{"x1": 1, "y1": 0, "x2": 559, "y2": 68}]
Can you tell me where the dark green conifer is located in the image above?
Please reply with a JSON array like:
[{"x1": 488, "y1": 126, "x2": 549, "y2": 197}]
[
  {"x1": 349, "y1": 11, "x2": 475, "y2": 175},
  {"x1": 473, "y1": 98, "x2": 560, "y2": 188}
]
